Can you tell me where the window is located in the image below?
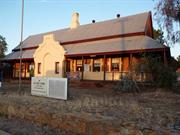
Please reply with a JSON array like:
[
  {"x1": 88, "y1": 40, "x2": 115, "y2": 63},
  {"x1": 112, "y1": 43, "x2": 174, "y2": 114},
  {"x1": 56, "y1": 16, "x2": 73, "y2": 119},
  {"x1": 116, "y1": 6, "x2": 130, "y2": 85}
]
[
  {"x1": 13, "y1": 63, "x2": 20, "y2": 78},
  {"x1": 38, "y1": 63, "x2": 41, "y2": 74},
  {"x1": 27, "y1": 63, "x2": 30, "y2": 72},
  {"x1": 76, "y1": 60, "x2": 82, "y2": 71},
  {"x1": 102, "y1": 58, "x2": 109, "y2": 71},
  {"x1": 84, "y1": 59, "x2": 91, "y2": 72},
  {"x1": 55, "y1": 62, "x2": 60, "y2": 74},
  {"x1": 93, "y1": 59, "x2": 101, "y2": 72},
  {"x1": 111, "y1": 58, "x2": 120, "y2": 71}
]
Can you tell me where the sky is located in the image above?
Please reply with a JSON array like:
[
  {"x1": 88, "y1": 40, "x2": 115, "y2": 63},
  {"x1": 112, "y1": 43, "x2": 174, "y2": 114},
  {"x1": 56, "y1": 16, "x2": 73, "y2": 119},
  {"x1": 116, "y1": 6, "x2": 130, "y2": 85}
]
[{"x1": 0, "y1": 0, "x2": 179, "y2": 58}]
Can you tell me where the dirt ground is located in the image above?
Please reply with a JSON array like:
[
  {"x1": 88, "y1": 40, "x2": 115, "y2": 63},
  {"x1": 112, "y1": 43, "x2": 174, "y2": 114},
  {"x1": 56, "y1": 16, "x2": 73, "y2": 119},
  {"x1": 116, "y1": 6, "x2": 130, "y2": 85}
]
[
  {"x1": 0, "y1": 82, "x2": 180, "y2": 135},
  {"x1": 0, "y1": 117, "x2": 82, "y2": 135}
]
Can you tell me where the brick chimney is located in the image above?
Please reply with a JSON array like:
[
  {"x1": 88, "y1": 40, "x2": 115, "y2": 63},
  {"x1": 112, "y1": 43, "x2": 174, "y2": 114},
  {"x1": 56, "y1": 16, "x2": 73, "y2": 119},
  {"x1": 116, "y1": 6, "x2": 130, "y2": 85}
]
[{"x1": 70, "y1": 12, "x2": 80, "y2": 29}]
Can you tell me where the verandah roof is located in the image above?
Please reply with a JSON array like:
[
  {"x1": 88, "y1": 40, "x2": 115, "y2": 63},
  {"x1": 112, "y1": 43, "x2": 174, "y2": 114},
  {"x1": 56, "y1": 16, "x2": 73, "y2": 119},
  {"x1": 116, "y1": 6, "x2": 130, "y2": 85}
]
[
  {"x1": 64, "y1": 36, "x2": 167, "y2": 56},
  {"x1": 4, "y1": 49, "x2": 36, "y2": 60},
  {"x1": 4, "y1": 36, "x2": 168, "y2": 60}
]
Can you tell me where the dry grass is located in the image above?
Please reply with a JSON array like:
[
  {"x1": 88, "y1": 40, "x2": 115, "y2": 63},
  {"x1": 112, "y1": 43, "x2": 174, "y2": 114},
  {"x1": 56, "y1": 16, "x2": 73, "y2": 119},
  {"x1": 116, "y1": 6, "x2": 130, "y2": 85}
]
[{"x1": 0, "y1": 82, "x2": 180, "y2": 134}]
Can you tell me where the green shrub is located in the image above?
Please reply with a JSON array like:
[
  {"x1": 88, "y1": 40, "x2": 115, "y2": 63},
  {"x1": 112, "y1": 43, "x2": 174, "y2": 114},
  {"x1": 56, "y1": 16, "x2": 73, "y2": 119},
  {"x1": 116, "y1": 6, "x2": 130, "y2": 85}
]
[
  {"x1": 151, "y1": 63, "x2": 177, "y2": 89},
  {"x1": 133, "y1": 54, "x2": 177, "y2": 89},
  {"x1": 172, "y1": 81, "x2": 180, "y2": 93},
  {"x1": 115, "y1": 52, "x2": 177, "y2": 91},
  {"x1": 29, "y1": 68, "x2": 34, "y2": 77}
]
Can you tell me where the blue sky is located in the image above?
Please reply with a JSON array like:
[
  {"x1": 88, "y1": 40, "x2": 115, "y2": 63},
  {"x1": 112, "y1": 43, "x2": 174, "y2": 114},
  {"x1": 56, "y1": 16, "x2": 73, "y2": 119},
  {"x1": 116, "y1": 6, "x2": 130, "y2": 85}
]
[{"x1": 0, "y1": 0, "x2": 179, "y2": 58}]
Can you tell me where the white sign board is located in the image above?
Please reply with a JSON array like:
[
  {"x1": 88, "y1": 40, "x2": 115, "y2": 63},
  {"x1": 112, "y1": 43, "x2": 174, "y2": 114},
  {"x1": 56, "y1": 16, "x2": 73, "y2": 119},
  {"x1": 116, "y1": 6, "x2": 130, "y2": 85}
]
[
  {"x1": 47, "y1": 78, "x2": 68, "y2": 100},
  {"x1": 31, "y1": 77, "x2": 47, "y2": 96},
  {"x1": 31, "y1": 77, "x2": 68, "y2": 100}
]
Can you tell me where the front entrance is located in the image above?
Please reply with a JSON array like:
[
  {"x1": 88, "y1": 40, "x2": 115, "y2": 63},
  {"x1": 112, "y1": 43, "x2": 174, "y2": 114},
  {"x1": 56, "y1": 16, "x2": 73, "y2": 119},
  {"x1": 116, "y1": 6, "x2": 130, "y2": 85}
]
[{"x1": 43, "y1": 54, "x2": 54, "y2": 77}]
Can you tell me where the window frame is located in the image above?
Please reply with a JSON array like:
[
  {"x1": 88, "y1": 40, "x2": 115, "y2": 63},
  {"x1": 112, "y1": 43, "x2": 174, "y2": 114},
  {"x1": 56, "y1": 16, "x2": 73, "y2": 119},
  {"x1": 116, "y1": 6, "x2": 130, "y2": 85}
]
[
  {"x1": 111, "y1": 58, "x2": 120, "y2": 72},
  {"x1": 76, "y1": 59, "x2": 83, "y2": 71},
  {"x1": 38, "y1": 63, "x2": 41, "y2": 74},
  {"x1": 55, "y1": 62, "x2": 60, "y2": 74},
  {"x1": 93, "y1": 58, "x2": 101, "y2": 72}
]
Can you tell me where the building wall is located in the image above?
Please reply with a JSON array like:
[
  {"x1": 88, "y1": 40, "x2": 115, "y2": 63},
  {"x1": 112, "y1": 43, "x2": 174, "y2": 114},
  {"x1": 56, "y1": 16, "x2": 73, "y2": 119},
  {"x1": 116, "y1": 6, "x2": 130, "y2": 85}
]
[
  {"x1": 84, "y1": 72, "x2": 104, "y2": 80},
  {"x1": 33, "y1": 34, "x2": 65, "y2": 78}
]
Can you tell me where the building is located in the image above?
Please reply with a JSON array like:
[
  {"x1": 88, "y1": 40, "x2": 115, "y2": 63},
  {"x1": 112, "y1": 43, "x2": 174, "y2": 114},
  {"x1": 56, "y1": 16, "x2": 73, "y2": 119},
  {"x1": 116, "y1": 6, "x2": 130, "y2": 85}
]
[{"x1": 3, "y1": 11, "x2": 170, "y2": 81}]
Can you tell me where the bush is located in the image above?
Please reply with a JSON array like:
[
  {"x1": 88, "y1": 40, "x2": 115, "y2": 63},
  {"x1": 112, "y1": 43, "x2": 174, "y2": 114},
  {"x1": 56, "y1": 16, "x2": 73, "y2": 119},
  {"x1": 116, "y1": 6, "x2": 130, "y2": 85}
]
[
  {"x1": 134, "y1": 56, "x2": 177, "y2": 89},
  {"x1": 172, "y1": 81, "x2": 180, "y2": 93},
  {"x1": 115, "y1": 53, "x2": 177, "y2": 91},
  {"x1": 152, "y1": 63, "x2": 177, "y2": 89},
  {"x1": 113, "y1": 75, "x2": 140, "y2": 93}
]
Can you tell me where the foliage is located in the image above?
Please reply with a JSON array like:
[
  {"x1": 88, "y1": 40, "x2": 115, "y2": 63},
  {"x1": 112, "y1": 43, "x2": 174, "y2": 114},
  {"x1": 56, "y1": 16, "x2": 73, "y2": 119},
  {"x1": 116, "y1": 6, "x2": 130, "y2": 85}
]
[
  {"x1": 176, "y1": 55, "x2": 180, "y2": 71},
  {"x1": 169, "y1": 56, "x2": 180, "y2": 71},
  {"x1": 154, "y1": 0, "x2": 180, "y2": 45},
  {"x1": 114, "y1": 52, "x2": 177, "y2": 92},
  {"x1": 29, "y1": 67, "x2": 34, "y2": 77},
  {"x1": 0, "y1": 35, "x2": 8, "y2": 58},
  {"x1": 153, "y1": 29, "x2": 165, "y2": 44},
  {"x1": 173, "y1": 81, "x2": 180, "y2": 93},
  {"x1": 152, "y1": 62, "x2": 177, "y2": 88},
  {"x1": 177, "y1": 55, "x2": 180, "y2": 63},
  {"x1": 134, "y1": 54, "x2": 177, "y2": 89},
  {"x1": 113, "y1": 75, "x2": 140, "y2": 93}
]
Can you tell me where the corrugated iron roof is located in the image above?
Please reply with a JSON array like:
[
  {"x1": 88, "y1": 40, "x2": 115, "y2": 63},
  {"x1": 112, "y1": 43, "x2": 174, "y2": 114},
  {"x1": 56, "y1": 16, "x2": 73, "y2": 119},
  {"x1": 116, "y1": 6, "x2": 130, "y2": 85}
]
[
  {"x1": 4, "y1": 36, "x2": 167, "y2": 60},
  {"x1": 4, "y1": 49, "x2": 36, "y2": 60},
  {"x1": 13, "y1": 12, "x2": 150, "y2": 50},
  {"x1": 64, "y1": 36, "x2": 167, "y2": 55}
]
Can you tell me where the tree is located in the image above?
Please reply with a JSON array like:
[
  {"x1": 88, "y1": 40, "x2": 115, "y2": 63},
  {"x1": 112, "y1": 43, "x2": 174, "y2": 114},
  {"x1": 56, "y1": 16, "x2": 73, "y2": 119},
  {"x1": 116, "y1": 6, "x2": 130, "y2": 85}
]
[
  {"x1": 177, "y1": 55, "x2": 180, "y2": 62},
  {"x1": 134, "y1": 54, "x2": 177, "y2": 89},
  {"x1": 177, "y1": 55, "x2": 180, "y2": 67},
  {"x1": 0, "y1": 35, "x2": 8, "y2": 58},
  {"x1": 169, "y1": 56, "x2": 179, "y2": 71},
  {"x1": 154, "y1": 0, "x2": 180, "y2": 45},
  {"x1": 153, "y1": 29, "x2": 166, "y2": 44}
]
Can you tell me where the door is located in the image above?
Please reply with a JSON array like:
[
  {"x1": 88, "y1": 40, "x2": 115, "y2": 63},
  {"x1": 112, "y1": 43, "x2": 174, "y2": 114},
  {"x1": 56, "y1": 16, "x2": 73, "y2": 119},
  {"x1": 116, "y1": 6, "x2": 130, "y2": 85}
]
[{"x1": 43, "y1": 54, "x2": 54, "y2": 77}]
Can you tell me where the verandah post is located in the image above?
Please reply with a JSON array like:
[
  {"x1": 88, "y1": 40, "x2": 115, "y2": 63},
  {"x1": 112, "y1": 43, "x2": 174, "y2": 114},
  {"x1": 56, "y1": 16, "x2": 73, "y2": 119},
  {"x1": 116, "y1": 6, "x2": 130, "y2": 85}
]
[
  {"x1": 63, "y1": 57, "x2": 67, "y2": 78},
  {"x1": 163, "y1": 49, "x2": 168, "y2": 65},
  {"x1": 129, "y1": 53, "x2": 133, "y2": 78},
  {"x1": 24, "y1": 61, "x2": 26, "y2": 78},
  {"x1": 103, "y1": 55, "x2": 106, "y2": 81},
  {"x1": 81, "y1": 56, "x2": 84, "y2": 80}
]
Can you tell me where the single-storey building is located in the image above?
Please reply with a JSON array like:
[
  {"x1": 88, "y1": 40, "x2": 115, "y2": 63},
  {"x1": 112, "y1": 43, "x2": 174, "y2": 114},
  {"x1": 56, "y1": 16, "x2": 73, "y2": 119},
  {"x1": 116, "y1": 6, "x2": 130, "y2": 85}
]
[{"x1": 3, "y1": 11, "x2": 170, "y2": 81}]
